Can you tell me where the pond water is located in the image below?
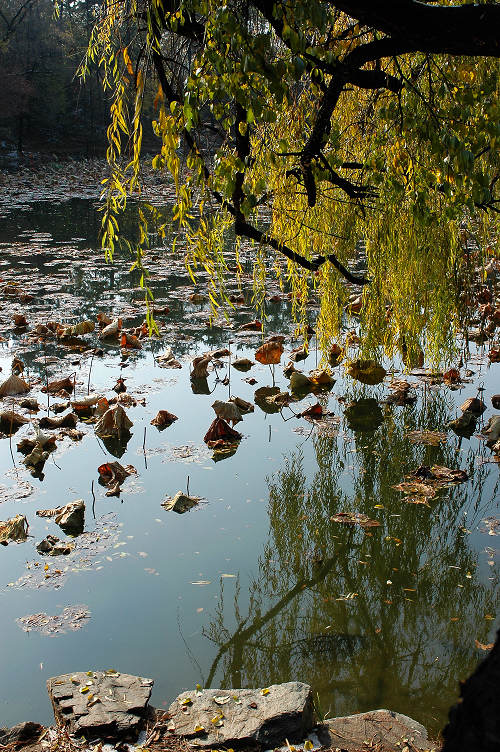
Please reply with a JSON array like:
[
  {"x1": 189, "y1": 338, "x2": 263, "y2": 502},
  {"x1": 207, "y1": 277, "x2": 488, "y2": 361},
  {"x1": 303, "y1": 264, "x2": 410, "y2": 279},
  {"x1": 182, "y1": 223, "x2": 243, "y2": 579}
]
[{"x1": 0, "y1": 193, "x2": 498, "y2": 738}]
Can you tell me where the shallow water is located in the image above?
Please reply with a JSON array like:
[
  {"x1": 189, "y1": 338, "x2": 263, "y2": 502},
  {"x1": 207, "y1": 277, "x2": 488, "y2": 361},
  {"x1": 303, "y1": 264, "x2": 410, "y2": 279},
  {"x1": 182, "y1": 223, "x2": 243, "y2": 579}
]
[{"x1": 0, "y1": 196, "x2": 498, "y2": 737}]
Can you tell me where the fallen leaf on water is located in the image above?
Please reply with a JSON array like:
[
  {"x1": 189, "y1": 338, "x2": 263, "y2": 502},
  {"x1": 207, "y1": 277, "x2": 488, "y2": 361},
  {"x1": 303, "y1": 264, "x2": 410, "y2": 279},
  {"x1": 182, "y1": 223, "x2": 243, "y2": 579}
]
[
  {"x1": 162, "y1": 492, "x2": 201, "y2": 514},
  {"x1": 204, "y1": 417, "x2": 242, "y2": 445},
  {"x1": 212, "y1": 400, "x2": 242, "y2": 426},
  {"x1": 232, "y1": 358, "x2": 254, "y2": 371},
  {"x1": 330, "y1": 512, "x2": 380, "y2": 529},
  {"x1": 0, "y1": 514, "x2": 29, "y2": 545},
  {"x1": 41, "y1": 376, "x2": 74, "y2": 394},
  {"x1": 406, "y1": 430, "x2": 448, "y2": 446},
  {"x1": 0, "y1": 374, "x2": 30, "y2": 396},
  {"x1": 191, "y1": 354, "x2": 212, "y2": 380},
  {"x1": 347, "y1": 359, "x2": 386, "y2": 385},
  {"x1": 255, "y1": 340, "x2": 283, "y2": 365},
  {"x1": 238, "y1": 319, "x2": 262, "y2": 332},
  {"x1": 0, "y1": 410, "x2": 29, "y2": 433},
  {"x1": 95, "y1": 404, "x2": 133, "y2": 438},
  {"x1": 16, "y1": 605, "x2": 90, "y2": 636},
  {"x1": 475, "y1": 639, "x2": 494, "y2": 651},
  {"x1": 120, "y1": 331, "x2": 142, "y2": 349},
  {"x1": 97, "y1": 462, "x2": 136, "y2": 496},
  {"x1": 151, "y1": 410, "x2": 178, "y2": 429}
]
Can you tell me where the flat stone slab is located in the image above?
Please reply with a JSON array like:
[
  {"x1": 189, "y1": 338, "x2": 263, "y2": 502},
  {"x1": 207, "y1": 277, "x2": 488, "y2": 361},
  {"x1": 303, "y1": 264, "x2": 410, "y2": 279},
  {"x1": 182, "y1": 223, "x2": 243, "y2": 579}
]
[
  {"x1": 47, "y1": 671, "x2": 153, "y2": 740},
  {"x1": 324, "y1": 709, "x2": 436, "y2": 752},
  {"x1": 168, "y1": 682, "x2": 313, "y2": 748}
]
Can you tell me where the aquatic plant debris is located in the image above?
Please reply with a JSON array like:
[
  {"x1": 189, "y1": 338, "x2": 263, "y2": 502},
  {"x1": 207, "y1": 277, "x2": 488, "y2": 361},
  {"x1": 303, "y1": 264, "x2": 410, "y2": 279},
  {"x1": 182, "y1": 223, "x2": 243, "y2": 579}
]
[
  {"x1": 16, "y1": 605, "x2": 91, "y2": 635},
  {"x1": 330, "y1": 513, "x2": 381, "y2": 529}
]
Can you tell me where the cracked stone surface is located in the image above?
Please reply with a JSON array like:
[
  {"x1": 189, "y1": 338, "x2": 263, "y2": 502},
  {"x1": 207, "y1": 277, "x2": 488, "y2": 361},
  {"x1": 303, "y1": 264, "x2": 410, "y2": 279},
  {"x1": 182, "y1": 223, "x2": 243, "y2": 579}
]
[
  {"x1": 168, "y1": 682, "x2": 313, "y2": 748},
  {"x1": 323, "y1": 709, "x2": 435, "y2": 752},
  {"x1": 47, "y1": 671, "x2": 153, "y2": 740}
]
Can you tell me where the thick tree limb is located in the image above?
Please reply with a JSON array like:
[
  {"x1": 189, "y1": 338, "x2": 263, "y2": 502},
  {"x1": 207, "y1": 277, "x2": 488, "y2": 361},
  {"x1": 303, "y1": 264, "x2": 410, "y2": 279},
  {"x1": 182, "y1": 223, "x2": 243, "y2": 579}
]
[{"x1": 328, "y1": 0, "x2": 500, "y2": 57}]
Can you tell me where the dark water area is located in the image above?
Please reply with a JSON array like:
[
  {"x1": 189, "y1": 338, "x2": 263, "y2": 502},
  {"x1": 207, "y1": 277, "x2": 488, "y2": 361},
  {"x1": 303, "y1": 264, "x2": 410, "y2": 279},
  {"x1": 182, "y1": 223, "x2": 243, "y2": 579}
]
[{"x1": 0, "y1": 197, "x2": 498, "y2": 738}]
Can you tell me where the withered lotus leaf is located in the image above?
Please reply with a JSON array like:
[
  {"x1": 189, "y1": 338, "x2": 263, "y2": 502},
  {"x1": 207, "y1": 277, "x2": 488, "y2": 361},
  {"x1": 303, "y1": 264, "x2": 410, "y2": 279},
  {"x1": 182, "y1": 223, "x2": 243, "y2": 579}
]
[
  {"x1": 329, "y1": 343, "x2": 343, "y2": 366},
  {"x1": 300, "y1": 403, "x2": 323, "y2": 418},
  {"x1": 347, "y1": 359, "x2": 386, "y2": 385},
  {"x1": 238, "y1": 319, "x2": 262, "y2": 331},
  {"x1": 191, "y1": 354, "x2": 212, "y2": 380},
  {"x1": 95, "y1": 404, "x2": 133, "y2": 438},
  {"x1": 203, "y1": 417, "x2": 242, "y2": 445},
  {"x1": 100, "y1": 319, "x2": 122, "y2": 339},
  {"x1": 97, "y1": 461, "x2": 135, "y2": 485},
  {"x1": 0, "y1": 374, "x2": 30, "y2": 397},
  {"x1": 41, "y1": 377, "x2": 74, "y2": 394},
  {"x1": 255, "y1": 341, "x2": 284, "y2": 365},
  {"x1": 120, "y1": 332, "x2": 142, "y2": 349},
  {"x1": 309, "y1": 369, "x2": 335, "y2": 387},
  {"x1": 211, "y1": 400, "x2": 242, "y2": 425},
  {"x1": 0, "y1": 514, "x2": 29, "y2": 544},
  {"x1": 0, "y1": 411, "x2": 29, "y2": 433},
  {"x1": 58, "y1": 320, "x2": 95, "y2": 338},
  {"x1": 330, "y1": 512, "x2": 380, "y2": 529},
  {"x1": 460, "y1": 397, "x2": 486, "y2": 416},
  {"x1": 39, "y1": 412, "x2": 78, "y2": 429},
  {"x1": 151, "y1": 410, "x2": 178, "y2": 428},
  {"x1": 443, "y1": 368, "x2": 461, "y2": 383}
]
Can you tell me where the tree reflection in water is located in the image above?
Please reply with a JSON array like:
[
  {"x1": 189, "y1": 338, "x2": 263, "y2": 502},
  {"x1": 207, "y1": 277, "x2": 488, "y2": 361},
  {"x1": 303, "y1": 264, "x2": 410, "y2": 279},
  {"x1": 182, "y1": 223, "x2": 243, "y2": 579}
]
[{"x1": 201, "y1": 386, "x2": 500, "y2": 734}]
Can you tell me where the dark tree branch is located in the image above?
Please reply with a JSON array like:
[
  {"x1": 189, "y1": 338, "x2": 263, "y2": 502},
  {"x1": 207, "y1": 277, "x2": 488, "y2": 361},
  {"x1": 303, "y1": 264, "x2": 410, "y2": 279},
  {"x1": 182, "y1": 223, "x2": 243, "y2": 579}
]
[{"x1": 327, "y1": 0, "x2": 500, "y2": 57}]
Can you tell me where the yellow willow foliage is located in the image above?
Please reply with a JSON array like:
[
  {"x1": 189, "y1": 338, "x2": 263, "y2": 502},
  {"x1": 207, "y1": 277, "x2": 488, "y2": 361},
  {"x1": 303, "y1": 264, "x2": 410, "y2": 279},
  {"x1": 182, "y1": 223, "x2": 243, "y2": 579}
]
[{"x1": 81, "y1": 0, "x2": 500, "y2": 361}]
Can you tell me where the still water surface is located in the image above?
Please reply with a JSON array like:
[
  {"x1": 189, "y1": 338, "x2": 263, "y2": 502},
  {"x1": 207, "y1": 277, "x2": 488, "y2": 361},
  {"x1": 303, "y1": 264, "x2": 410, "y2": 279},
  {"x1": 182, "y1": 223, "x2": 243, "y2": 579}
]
[{"x1": 0, "y1": 198, "x2": 498, "y2": 736}]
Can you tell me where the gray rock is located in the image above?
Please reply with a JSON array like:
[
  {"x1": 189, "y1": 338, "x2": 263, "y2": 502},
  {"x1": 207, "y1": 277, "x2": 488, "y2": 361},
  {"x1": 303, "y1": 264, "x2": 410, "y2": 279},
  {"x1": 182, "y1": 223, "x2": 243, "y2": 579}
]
[
  {"x1": 168, "y1": 682, "x2": 313, "y2": 748},
  {"x1": 47, "y1": 671, "x2": 153, "y2": 740},
  {"x1": 323, "y1": 709, "x2": 435, "y2": 752},
  {"x1": 0, "y1": 721, "x2": 44, "y2": 746}
]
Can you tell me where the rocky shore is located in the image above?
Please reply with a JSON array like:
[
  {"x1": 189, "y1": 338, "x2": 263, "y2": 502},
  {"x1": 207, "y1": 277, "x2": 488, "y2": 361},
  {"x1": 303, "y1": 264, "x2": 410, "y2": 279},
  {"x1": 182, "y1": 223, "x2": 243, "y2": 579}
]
[{"x1": 0, "y1": 672, "x2": 437, "y2": 752}]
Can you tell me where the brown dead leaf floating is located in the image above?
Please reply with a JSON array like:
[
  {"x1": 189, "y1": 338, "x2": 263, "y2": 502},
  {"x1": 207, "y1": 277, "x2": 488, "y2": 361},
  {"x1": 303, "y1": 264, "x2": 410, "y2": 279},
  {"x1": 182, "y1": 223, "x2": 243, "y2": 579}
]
[
  {"x1": 0, "y1": 374, "x2": 30, "y2": 396},
  {"x1": 204, "y1": 418, "x2": 242, "y2": 447},
  {"x1": 97, "y1": 461, "x2": 136, "y2": 497},
  {"x1": 406, "y1": 430, "x2": 448, "y2": 446},
  {"x1": 330, "y1": 512, "x2": 381, "y2": 529},
  {"x1": 211, "y1": 400, "x2": 242, "y2": 425},
  {"x1": 99, "y1": 318, "x2": 122, "y2": 339},
  {"x1": 37, "y1": 500, "x2": 85, "y2": 535},
  {"x1": 0, "y1": 514, "x2": 29, "y2": 545},
  {"x1": 95, "y1": 404, "x2": 133, "y2": 438},
  {"x1": 42, "y1": 376, "x2": 74, "y2": 394},
  {"x1": 255, "y1": 340, "x2": 284, "y2": 365},
  {"x1": 229, "y1": 396, "x2": 254, "y2": 414},
  {"x1": 347, "y1": 359, "x2": 387, "y2": 385},
  {"x1": 162, "y1": 492, "x2": 202, "y2": 514},
  {"x1": 151, "y1": 410, "x2": 178, "y2": 429},
  {"x1": 232, "y1": 358, "x2": 254, "y2": 371},
  {"x1": 394, "y1": 465, "x2": 469, "y2": 506},
  {"x1": 191, "y1": 354, "x2": 212, "y2": 380},
  {"x1": 0, "y1": 410, "x2": 29, "y2": 434},
  {"x1": 39, "y1": 412, "x2": 78, "y2": 429}
]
